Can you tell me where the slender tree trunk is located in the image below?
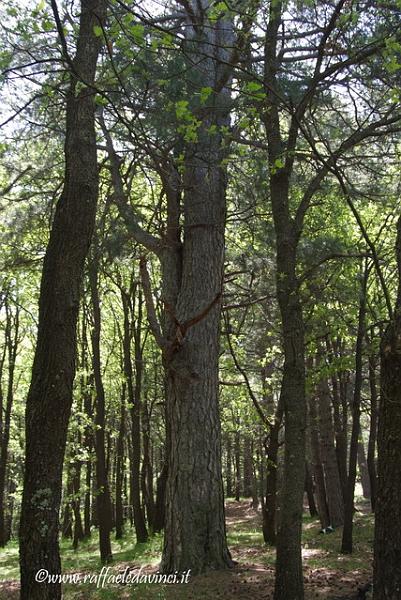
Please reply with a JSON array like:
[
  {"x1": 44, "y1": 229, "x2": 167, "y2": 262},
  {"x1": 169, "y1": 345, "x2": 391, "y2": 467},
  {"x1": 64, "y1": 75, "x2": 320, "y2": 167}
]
[
  {"x1": 153, "y1": 462, "x2": 167, "y2": 533},
  {"x1": 61, "y1": 474, "x2": 73, "y2": 539},
  {"x1": 327, "y1": 336, "x2": 349, "y2": 503},
  {"x1": 309, "y1": 394, "x2": 330, "y2": 530},
  {"x1": 367, "y1": 350, "x2": 378, "y2": 511},
  {"x1": 263, "y1": 3, "x2": 306, "y2": 594},
  {"x1": 243, "y1": 436, "x2": 253, "y2": 498},
  {"x1": 115, "y1": 385, "x2": 126, "y2": 540},
  {"x1": 235, "y1": 429, "x2": 241, "y2": 501},
  {"x1": 89, "y1": 260, "x2": 113, "y2": 563},
  {"x1": 83, "y1": 389, "x2": 93, "y2": 539},
  {"x1": 0, "y1": 301, "x2": 19, "y2": 546},
  {"x1": 141, "y1": 398, "x2": 155, "y2": 531},
  {"x1": 263, "y1": 417, "x2": 281, "y2": 544},
  {"x1": 341, "y1": 267, "x2": 367, "y2": 554},
  {"x1": 317, "y1": 373, "x2": 344, "y2": 527},
  {"x1": 71, "y1": 457, "x2": 84, "y2": 550},
  {"x1": 122, "y1": 288, "x2": 148, "y2": 543},
  {"x1": 5, "y1": 476, "x2": 16, "y2": 542},
  {"x1": 19, "y1": 4, "x2": 105, "y2": 596},
  {"x1": 268, "y1": 155, "x2": 306, "y2": 600},
  {"x1": 226, "y1": 434, "x2": 233, "y2": 498},
  {"x1": 305, "y1": 462, "x2": 318, "y2": 517},
  {"x1": 357, "y1": 441, "x2": 371, "y2": 500}
]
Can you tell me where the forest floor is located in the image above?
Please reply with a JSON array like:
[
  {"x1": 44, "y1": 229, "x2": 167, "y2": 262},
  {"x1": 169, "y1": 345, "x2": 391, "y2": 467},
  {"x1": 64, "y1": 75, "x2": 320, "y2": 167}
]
[{"x1": 0, "y1": 497, "x2": 373, "y2": 600}]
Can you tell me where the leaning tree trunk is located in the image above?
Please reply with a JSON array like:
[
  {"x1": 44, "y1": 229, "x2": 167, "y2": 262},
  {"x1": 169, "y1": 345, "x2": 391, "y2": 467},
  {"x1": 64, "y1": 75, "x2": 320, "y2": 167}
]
[
  {"x1": 374, "y1": 218, "x2": 401, "y2": 600},
  {"x1": 19, "y1": 2, "x2": 105, "y2": 597}
]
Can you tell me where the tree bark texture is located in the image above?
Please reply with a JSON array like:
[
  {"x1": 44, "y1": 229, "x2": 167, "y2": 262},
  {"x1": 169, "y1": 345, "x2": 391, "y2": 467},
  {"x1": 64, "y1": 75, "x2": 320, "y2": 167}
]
[
  {"x1": 374, "y1": 217, "x2": 401, "y2": 599},
  {"x1": 19, "y1": 2, "x2": 105, "y2": 597}
]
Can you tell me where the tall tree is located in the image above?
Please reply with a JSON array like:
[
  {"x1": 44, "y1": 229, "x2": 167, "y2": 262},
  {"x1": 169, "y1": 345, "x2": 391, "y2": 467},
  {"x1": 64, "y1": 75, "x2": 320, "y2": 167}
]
[
  {"x1": 374, "y1": 215, "x2": 401, "y2": 599},
  {"x1": 0, "y1": 292, "x2": 19, "y2": 546},
  {"x1": 89, "y1": 255, "x2": 113, "y2": 563},
  {"x1": 19, "y1": 1, "x2": 106, "y2": 597}
]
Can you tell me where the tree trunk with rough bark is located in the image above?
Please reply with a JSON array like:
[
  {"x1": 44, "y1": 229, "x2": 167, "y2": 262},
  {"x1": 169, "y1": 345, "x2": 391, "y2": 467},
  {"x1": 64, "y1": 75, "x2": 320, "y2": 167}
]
[
  {"x1": 19, "y1": 2, "x2": 105, "y2": 596},
  {"x1": 160, "y1": 5, "x2": 234, "y2": 574},
  {"x1": 374, "y1": 217, "x2": 401, "y2": 599}
]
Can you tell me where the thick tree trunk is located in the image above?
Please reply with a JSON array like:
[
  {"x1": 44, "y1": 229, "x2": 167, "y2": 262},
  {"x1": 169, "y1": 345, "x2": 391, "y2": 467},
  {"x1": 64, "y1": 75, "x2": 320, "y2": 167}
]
[
  {"x1": 374, "y1": 217, "x2": 401, "y2": 599},
  {"x1": 19, "y1": 3, "x2": 105, "y2": 596},
  {"x1": 374, "y1": 311, "x2": 401, "y2": 599},
  {"x1": 89, "y1": 261, "x2": 113, "y2": 563},
  {"x1": 161, "y1": 13, "x2": 234, "y2": 573},
  {"x1": 341, "y1": 268, "x2": 367, "y2": 554}
]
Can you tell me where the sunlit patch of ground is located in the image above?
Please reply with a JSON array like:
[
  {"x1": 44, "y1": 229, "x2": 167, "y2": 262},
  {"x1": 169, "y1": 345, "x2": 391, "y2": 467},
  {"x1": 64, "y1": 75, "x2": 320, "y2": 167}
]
[{"x1": 0, "y1": 498, "x2": 373, "y2": 599}]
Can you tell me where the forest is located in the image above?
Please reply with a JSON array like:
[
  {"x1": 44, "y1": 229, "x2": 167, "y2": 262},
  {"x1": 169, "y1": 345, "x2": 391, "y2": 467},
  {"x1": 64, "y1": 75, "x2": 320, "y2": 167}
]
[{"x1": 0, "y1": 0, "x2": 400, "y2": 599}]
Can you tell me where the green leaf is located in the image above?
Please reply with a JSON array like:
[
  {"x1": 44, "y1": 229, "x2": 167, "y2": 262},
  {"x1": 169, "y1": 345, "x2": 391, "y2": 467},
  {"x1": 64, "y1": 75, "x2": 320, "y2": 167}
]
[{"x1": 199, "y1": 86, "x2": 213, "y2": 105}]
